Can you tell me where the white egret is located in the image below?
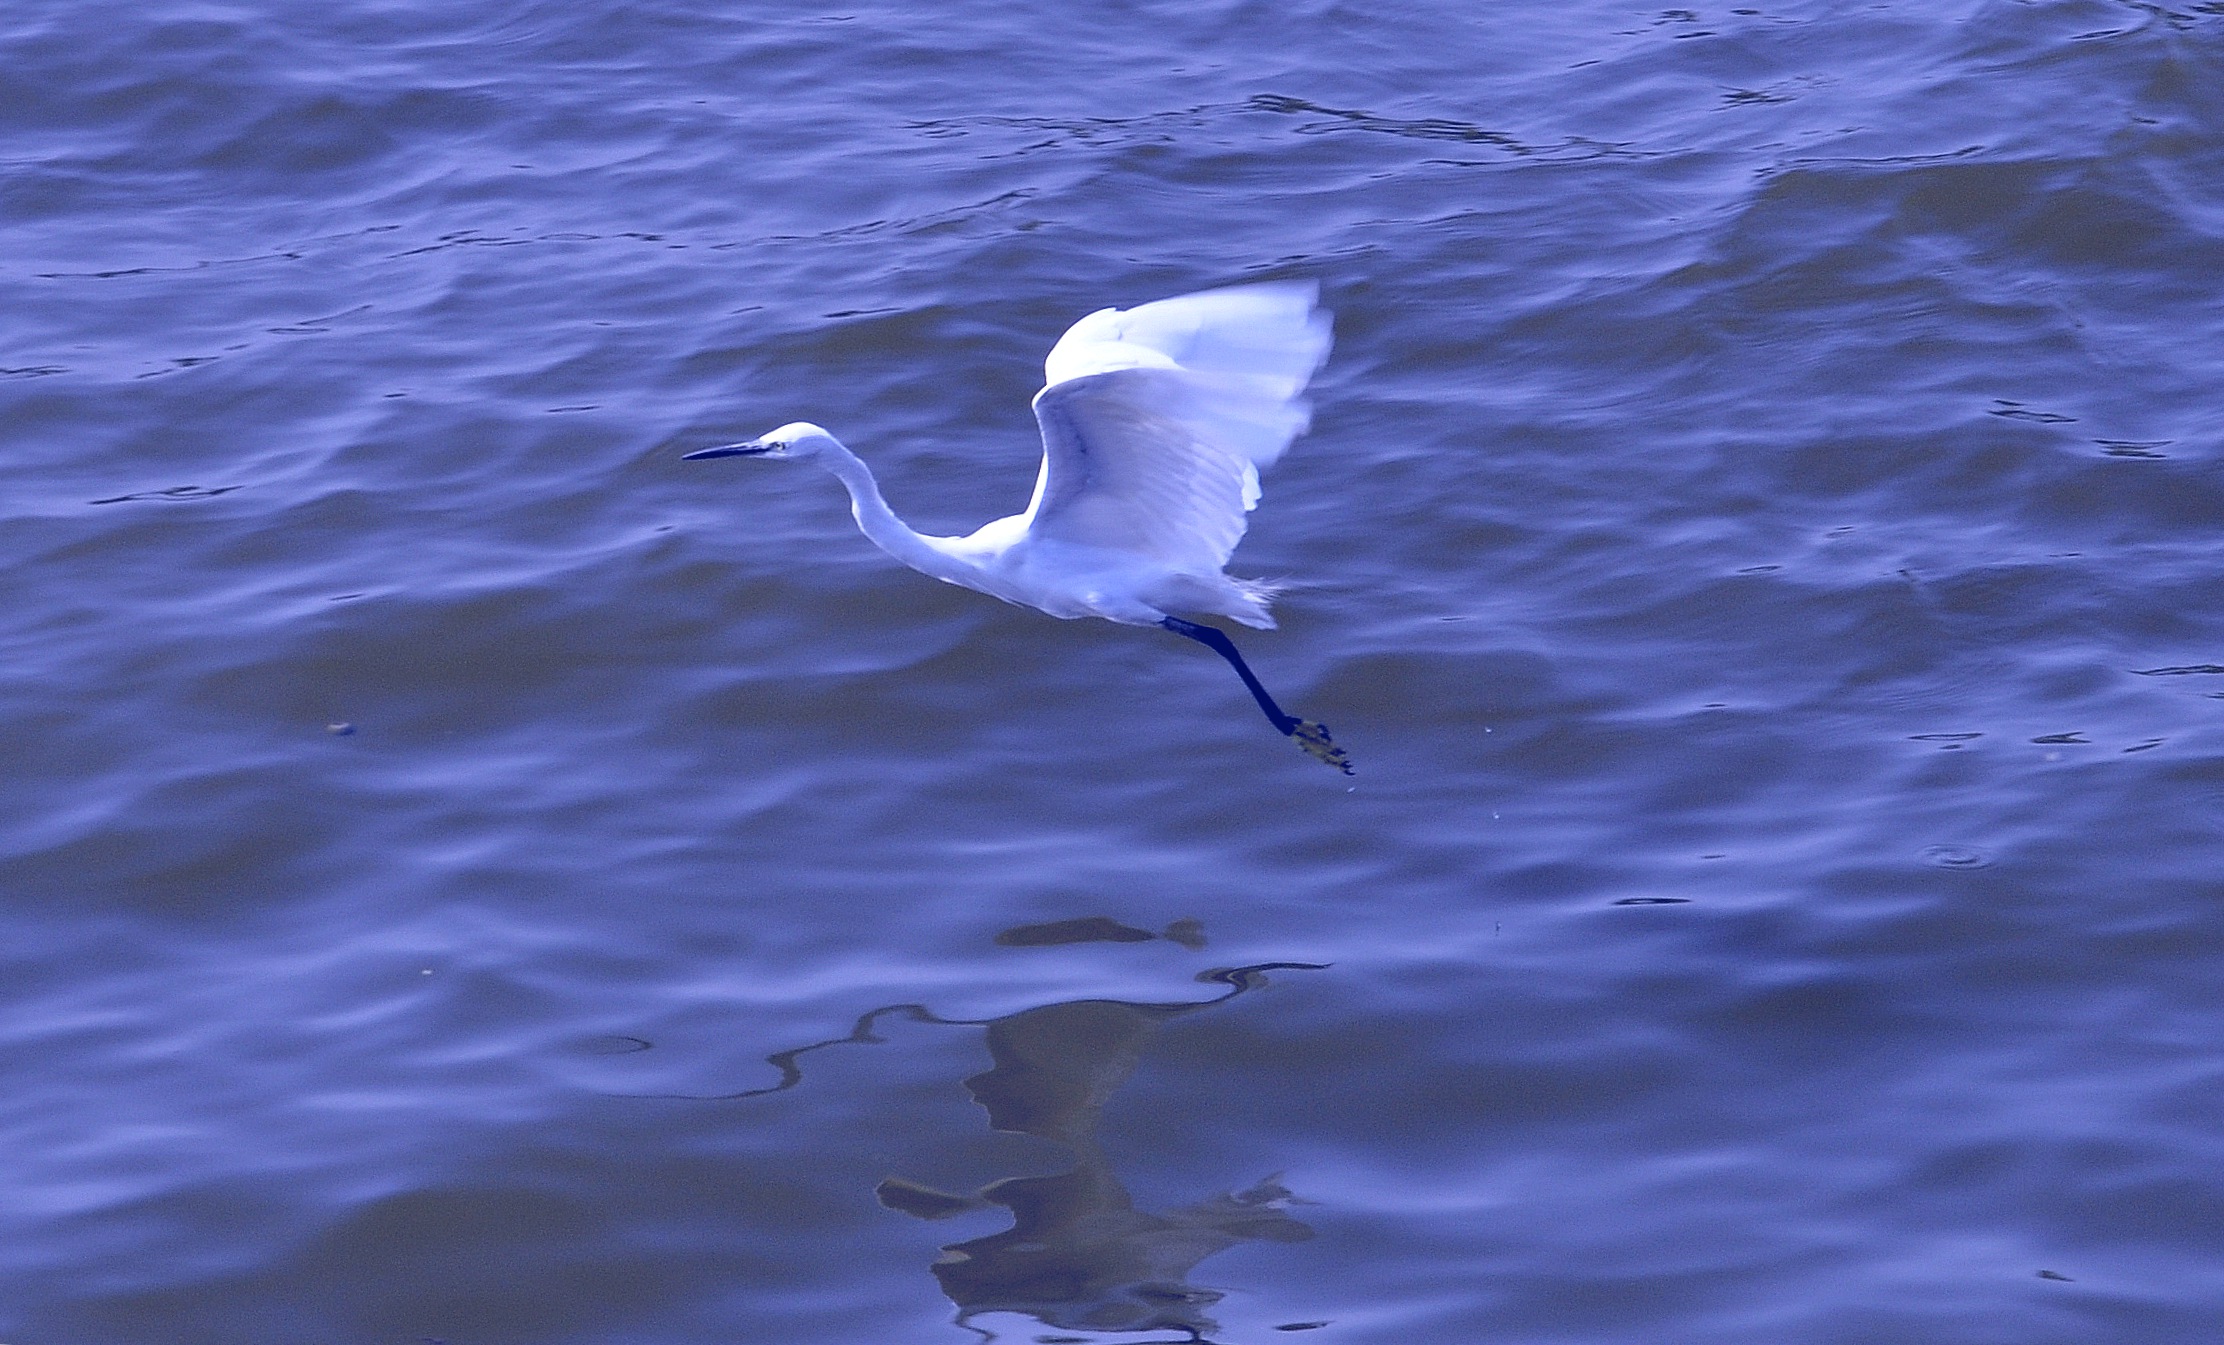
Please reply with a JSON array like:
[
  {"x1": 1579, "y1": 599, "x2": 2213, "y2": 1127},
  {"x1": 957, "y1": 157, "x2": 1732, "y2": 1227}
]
[{"x1": 685, "y1": 281, "x2": 1348, "y2": 772}]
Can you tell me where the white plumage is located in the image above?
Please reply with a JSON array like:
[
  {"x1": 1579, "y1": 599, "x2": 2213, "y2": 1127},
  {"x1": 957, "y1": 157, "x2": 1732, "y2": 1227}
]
[{"x1": 685, "y1": 281, "x2": 1348, "y2": 770}]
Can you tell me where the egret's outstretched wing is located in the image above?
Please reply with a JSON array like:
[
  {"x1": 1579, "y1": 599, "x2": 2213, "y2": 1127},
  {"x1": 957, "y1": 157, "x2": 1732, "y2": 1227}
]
[{"x1": 1023, "y1": 283, "x2": 1331, "y2": 572}]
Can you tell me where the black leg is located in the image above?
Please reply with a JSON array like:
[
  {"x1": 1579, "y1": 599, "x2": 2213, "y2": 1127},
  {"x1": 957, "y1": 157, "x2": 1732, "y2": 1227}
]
[
  {"x1": 1160, "y1": 617, "x2": 1352, "y2": 774},
  {"x1": 1160, "y1": 616, "x2": 1295, "y2": 732}
]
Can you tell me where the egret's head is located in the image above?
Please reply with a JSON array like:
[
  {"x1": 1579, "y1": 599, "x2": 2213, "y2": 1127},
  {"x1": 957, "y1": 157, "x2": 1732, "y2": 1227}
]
[{"x1": 683, "y1": 421, "x2": 836, "y2": 462}]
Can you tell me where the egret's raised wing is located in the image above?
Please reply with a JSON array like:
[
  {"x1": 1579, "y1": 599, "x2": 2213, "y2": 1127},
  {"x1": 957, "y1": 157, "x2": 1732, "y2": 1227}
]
[{"x1": 1024, "y1": 283, "x2": 1331, "y2": 571}]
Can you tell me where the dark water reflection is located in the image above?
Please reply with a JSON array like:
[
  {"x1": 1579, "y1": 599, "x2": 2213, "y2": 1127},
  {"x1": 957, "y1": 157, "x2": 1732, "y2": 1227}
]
[
  {"x1": 652, "y1": 951, "x2": 1328, "y2": 1342},
  {"x1": 882, "y1": 962, "x2": 1323, "y2": 1342}
]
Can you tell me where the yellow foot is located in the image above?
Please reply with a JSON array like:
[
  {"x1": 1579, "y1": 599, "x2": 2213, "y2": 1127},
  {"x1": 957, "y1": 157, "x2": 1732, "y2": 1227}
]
[{"x1": 1290, "y1": 719, "x2": 1353, "y2": 774}]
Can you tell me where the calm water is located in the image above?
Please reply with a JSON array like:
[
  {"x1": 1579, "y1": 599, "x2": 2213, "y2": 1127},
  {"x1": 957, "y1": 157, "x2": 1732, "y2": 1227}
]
[{"x1": 5, "y1": 1, "x2": 2223, "y2": 1340}]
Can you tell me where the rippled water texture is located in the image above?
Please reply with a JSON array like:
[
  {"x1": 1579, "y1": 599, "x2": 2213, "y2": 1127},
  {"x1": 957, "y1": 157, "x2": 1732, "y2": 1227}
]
[{"x1": 5, "y1": 1, "x2": 2223, "y2": 1341}]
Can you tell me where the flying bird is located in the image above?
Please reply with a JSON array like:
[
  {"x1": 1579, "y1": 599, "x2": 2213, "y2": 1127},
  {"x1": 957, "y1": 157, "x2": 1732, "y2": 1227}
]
[{"x1": 684, "y1": 281, "x2": 1348, "y2": 772}]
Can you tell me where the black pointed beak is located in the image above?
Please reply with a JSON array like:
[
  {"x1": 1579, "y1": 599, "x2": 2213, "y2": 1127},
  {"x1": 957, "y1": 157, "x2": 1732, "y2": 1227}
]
[{"x1": 683, "y1": 440, "x2": 773, "y2": 460}]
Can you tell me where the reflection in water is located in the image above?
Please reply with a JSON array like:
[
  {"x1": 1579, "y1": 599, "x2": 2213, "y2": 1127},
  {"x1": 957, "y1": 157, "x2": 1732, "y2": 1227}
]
[
  {"x1": 630, "y1": 959, "x2": 1324, "y2": 1339},
  {"x1": 992, "y1": 916, "x2": 1208, "y2": 949},
  {"x1": 879, "y1": 963, "x2": 1324, "y2": 1342}
]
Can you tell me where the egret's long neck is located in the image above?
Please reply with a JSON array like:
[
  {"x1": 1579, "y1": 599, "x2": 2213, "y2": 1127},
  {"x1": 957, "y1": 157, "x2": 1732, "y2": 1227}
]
[{"x1": 816, "y1": 438, "x2": 958, "y2": 575}]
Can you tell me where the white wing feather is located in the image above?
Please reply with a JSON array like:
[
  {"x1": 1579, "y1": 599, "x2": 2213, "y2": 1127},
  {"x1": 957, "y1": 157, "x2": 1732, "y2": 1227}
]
[{"x1": 1022, "y1": 283, "x2": 1331, "y2": 573}]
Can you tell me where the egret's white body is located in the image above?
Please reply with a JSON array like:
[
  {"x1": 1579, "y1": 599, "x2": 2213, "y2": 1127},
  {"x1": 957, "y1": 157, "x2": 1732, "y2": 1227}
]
[
  {"x1": 687, "y1": 281, "x2": 1348, "y2": 770},
  {"x1": 699, "y1": 282, "x2": 1328, "y2": 624}
]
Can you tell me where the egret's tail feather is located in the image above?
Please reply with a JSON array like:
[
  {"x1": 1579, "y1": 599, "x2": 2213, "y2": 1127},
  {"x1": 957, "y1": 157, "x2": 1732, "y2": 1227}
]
[
  {"x1": 1227, "y1": 575, "x2": 1280, "y2": 629},
  {"x1": 1156, "y1": 572, "x2": 1279, "y2": 628},
  {"x1": 1231, "y1": 575, "x2": 1285, "y2": 605}
]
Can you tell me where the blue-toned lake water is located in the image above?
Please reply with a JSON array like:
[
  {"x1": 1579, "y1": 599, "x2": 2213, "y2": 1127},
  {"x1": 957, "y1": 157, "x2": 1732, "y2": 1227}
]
[{"x1": 5, "y1": 1, "x2": 2223, "y2": 1341}]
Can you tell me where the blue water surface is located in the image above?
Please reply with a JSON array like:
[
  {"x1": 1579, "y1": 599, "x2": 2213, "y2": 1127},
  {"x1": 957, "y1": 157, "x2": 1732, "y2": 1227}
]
[{"x1": 4, "y1": 1, "x2": 2223, "y2": 1341}]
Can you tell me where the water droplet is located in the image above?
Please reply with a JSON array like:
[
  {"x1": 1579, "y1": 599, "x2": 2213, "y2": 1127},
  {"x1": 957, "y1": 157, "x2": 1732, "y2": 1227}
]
[{"x1": 1923, "y1": 845, "x2": 1992, "y2": 869}]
